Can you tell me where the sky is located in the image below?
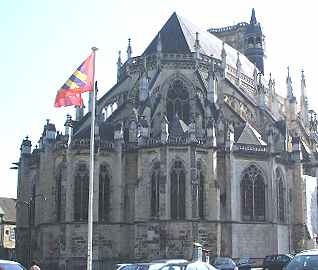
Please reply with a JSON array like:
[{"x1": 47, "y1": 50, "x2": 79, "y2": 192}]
[{"x1": 0, "y1": 0, "x2": 317, "y2": 198}]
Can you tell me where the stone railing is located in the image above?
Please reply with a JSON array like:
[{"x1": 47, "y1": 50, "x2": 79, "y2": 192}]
[
  {"x1": 208, "y1": 22, "x2": 248, "y2": 33},
  {"x1": 233, "y1": 143, "x2": 268, "y2": 153}
]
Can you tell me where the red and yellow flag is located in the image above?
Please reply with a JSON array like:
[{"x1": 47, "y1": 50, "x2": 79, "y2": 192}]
[{"x1": 54, "y1": 52, "x2": 95, "y2": 107}]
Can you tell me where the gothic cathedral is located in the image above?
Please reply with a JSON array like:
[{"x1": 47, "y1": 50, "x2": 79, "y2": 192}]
[{"x1": 16, "y1": 9, "x2": 318, "y2": 269}]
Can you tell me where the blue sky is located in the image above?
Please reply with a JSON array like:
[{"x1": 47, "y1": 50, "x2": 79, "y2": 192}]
[{"x1": 0, "y1": 0, "x2": 317, "y2": 198}]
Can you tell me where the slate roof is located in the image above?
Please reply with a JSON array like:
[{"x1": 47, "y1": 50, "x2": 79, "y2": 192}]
[
  {"x1": 236, "y1": 122, "x2": 267, "y2": 145},
  {"x1": 143, "y1": 12, "x2": 257, "y2": 77},
  {"x1": 0, "y1": 197, "x2": 16, "y2": 223}
]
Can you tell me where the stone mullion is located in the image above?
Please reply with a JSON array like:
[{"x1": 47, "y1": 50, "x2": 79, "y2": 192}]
[{"x1": 190, "y1": 146, "x2": 198, "y2": 219}]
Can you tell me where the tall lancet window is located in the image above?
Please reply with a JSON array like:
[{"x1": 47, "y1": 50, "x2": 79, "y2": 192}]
[
  {"x1": 170, "y1": 160, "x2": 186, "y2": 219},
  {"x1": 74, "y1": 163, "x2": 89, "y2": 221},
  {"x1": 166, "y1": 79, "x2": 190, "y2": 124},
  {"x1": 99, "y1": 163, "x2": 111, "y2": 222},
  {"x1": 56, "y1": 168, "x2": 62, "y2": 222},
  {"x1": 276, "y1": 168, "x2": 285, "y2": 222},
  {"x1": 241, "y1": 165, "x2": 265, "y2": 221},
  {"x1": 197, "y1": 161, "x2": 205, "y2": 219},
  {"x1": 151, "y1": 162, "x2": 161, "y2": 218}
]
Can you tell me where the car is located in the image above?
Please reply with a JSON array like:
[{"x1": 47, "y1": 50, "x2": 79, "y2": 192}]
[
  {"x1": 284, "y1": 249, "x2": 318, "y2": 270},
  {"x1": 210, "y1": 257, "x2": 238, "y2": 270},
  {"x1": 262, "y1": 254, "x2": 293, "y2": 270},
  {"x1": 0, "y1": 260, "x2": 26, "y2": 270},
  {"x1": 236, "y1": 257, "x2": 252, "y2": 270}
]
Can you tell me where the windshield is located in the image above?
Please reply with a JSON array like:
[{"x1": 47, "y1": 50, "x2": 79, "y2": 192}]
[
  {"x1": 213, "y1": 258, "x2": 234, "y2": 265},
  {"x1": 239, "y1": 258, "x2": 250, "y2": 264},
  {"x1": 0, "y1": 263, "x2": 26, "y2": 270},
  {"x1": 287, "y1": 255, "x2": 318, "y2": 270}
]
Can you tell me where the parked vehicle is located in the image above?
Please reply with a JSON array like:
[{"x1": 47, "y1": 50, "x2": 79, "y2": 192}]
[
  {"x1": 284, "y1": 249, "x2": 318, "y2": 270},
  {"x1": 116, "y1": 260, "x2": 215, "y2": 270},
  {"x1": 210, "y1": 257, "x2": 238, "y2": 270},
  {"x1": 262, "y1": 254, "x2": 293, "y2": 270},
  {"x1": 0, "y1": 260, "x2": 26, "y2": 270},
  {"x1": 236, "y1": 257, "x2": 252, "y2": 270}
]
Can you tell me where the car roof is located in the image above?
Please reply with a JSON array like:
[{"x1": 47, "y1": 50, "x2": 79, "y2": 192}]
[
  {"x1": 296, "y1": 249, "x2": 318, "y2": 256},
  {"x1": 0, "y1": 260, "x2": 21, "y2": 264}
]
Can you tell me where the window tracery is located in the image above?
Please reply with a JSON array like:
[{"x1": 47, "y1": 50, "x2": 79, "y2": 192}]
[
  {"x1": 170, "y1": 160, "x2": 186, "y2": 219},
  {"x1": 197, "y1": 161, "x2": 205, "y2": 219},
  {"x1": 151, "y1": 162, "x2": 161, "y2": 218},
  {"x1": 99, "y1": 163, "x2": 110, "y2": 222},
  {"x1": 166, "y1": 80, "x2": 190, "y2": 124},
  {"x1": 276, "y1": 168, "x2": 285, "y2": 222},
  {"x1": 74, "y1": 163, "x2": 89, "y2": 221},
  {"x1": 241, "y1": 165, "x2": 265, "y2": 221}
]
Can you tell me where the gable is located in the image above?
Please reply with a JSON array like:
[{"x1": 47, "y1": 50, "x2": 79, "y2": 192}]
[{"x1": 237, "y1": 122, "x2": 267, "y2": 145}]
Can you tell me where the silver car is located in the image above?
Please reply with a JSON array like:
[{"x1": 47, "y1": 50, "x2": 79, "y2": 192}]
[{"x1": 0, "y1": 260, "x2": 26, "y2": 270}]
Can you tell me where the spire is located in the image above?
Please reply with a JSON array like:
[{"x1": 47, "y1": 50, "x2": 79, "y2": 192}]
[
  {"x1": 250, "y1": 8, "x2": 257, "y2": 25},
  {"x1": 156, "y1": 32, "x2": 162, "y2": 53},
  {"x1": 207, "y1": 55, "x2": 217, "y2": 104},
  {"x1": 286, "y1": 66, "x2": 294, "y2": 100},
  {"x1": 156, "y1": 32, "x2": 162, "y2": 70},
  {"x1": 194, "y1": 32, "x2": 200, "y2": 51},
  {"x1": 236, "y1": 51, "x2": 241, "y2": 80},
  {"x1": 139, "y1": 57, "x2": 149, "y2": 102},
  {"x1": 194, "y1": 32, "x2": 200, "y2": 69},
  {"x1": 300, "y1": 69, "x2": 309, "y2": 127},
  {"x1": 221, "y1": 42, "x2": 227, "y2": 75},
  {"x1": 301, "y1": 69, "x2": 306, "y2": 93},
  {"x1": 253, "y1": 63, "x2": 258, "y2": 88},
  {"x1": 268, "y1": 73, "x2": 273, "y2": 91},
  {"x1": 127, "y1": 38, "x2": 132, "y2": 60},
  {"x1": 117, "y1": 50, "x2": 122, "y2": 82}
]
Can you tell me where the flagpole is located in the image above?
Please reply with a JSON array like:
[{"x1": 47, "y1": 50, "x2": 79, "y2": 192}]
[{"x1": 87, "y1": 46, "x2": 98, "y2": 270}]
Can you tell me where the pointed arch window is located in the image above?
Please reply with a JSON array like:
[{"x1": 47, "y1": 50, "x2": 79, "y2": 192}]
[
  {"x1": 197, "y1": 161, "x2": 205, "y2": 219},
  {"x1": 74, "y1": 163, "x2": 89, "y2": 221},
  {"x1": 151, "y1": 162, "x2": 161, "y2": 218},
  {"x1": 241, "y1": 165, "x2": 265, "y2": 221},
  {"x1": 166, "y1": 79, "x2": 190, "y2": 124},
  {"x1": 276, "y1": 168, "x2": 285, "y2": 222},
  {"x1": 99, "y1": 164, "x2": 111, "y2": 222},
  {"x1": 170, "y1": 160, "x2": 186, "y2": 219},
  {"x1": 56, "y1": 168, "x2": 62, "y2": 222}
]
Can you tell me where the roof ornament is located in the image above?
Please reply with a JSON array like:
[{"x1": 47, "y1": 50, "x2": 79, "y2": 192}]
[
  {"x1": 117, "y1": 50, "x2": 122, "y2": 82},
  {"x1": 286, "y1": 66, "x2": 294, "y2": 99},
  {"x1": 268, "y1": 73, "x2": 274, "y2": 93},
  {"x1": 127, "y1": 38, "x2": 132, "y2": 61},
  {"x1": 194, "y1": 32, "x2": 200, "y2": 69},
  {"x1": 301, "y1": 69, "x2": 306, "y2": 89},
  {"x1": 221, "y1": 42, "x2": 227, "y2": 76},
  {"x1": 253, "y1": 63, "x2": 258, "y2": 88},
  {"x1": 236, "y1": 51, "x2": 241, "y2": 84},
  {"x1": 156, "y1": 32, "x2": 162, "y2": 70},
  {"x1": 250, "y1": 8, "x2": 257, "y2": 25},
  {"x1": 156, "y1": 32, "x2": 162, "y2": 53},
  {"x1": 209, "y1": 54, "x2": 215, "y2": 76}
]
